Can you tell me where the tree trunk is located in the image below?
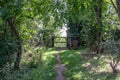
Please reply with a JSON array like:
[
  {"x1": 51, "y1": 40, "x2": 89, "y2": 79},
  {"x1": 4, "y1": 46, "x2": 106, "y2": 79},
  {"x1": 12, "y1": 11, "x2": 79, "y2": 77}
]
[
  {"x1": 7, "y1": 18, "x2": 22, "y2": 70},
  {"x1": 110, "y1": 0, "x2": 120, "y2": 20},
  {"x1": 116, "y1": 0, "x2": 120, "y2": 19},
  {"x1": 94, "y1": 0, "x2": 103, "y2": 53},
  {"x1": 14, "y1": 38, "x2": 22, "y2": 70}
]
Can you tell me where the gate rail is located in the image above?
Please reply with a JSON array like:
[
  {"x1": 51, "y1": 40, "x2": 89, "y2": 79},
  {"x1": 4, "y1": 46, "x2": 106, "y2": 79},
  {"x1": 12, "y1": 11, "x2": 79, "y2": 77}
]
[{"x1": 52, "y1": 36, "x2": 67, "y2": 47}]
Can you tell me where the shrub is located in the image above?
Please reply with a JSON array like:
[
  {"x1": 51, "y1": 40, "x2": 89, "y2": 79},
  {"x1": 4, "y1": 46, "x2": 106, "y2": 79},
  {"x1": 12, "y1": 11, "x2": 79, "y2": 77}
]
[
  {"x1": 0, "y1": 33, "x2": 17, "y2": 68},
  {"x1": 103, "y1": 39, "x2": 120, "y2": 73}
]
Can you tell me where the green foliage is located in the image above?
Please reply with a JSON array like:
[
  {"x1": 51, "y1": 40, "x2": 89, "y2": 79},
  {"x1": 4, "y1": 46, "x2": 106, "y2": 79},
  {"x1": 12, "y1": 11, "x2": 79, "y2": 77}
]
[
  {"x1": 102, "y1": 39, "x2": 120, "y2": 72},
  {"x1": 40, "y1": 28, "x2": 53, "y2": 47},
  {"x1": 0, "y1": 0, "x2": 23, "y2": 69},
  {"x1": 0, "y1": 26, "x2": 17, "y2": 68},
  {"x1": 22, "y1": 47, "x2": 46, "y2": 68},
  {"x1": 114, "y1": 29, "x2": 120, "y2": 40},
  {"x1": 103, "y1": 39, "x2": 120, "y2": 58}
]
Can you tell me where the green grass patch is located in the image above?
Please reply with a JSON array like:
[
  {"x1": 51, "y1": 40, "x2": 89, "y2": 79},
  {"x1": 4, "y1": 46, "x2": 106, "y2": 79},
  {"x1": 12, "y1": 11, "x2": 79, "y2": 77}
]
[
  {"x1": 22, "y1": 49, "x2": 57, "y2": 80},
  {"x1": 60, "y1": 50, "x2": 90, "y2": 80},
  {"x1": 59, "y1": 50, "x2": 120, "y2": 80}
]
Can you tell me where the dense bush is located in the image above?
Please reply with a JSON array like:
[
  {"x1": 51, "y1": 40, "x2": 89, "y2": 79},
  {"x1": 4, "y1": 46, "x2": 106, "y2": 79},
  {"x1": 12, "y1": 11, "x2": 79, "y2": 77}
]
[{"x1": 0, "y1": 28, "x2": 17, "y2": 68}]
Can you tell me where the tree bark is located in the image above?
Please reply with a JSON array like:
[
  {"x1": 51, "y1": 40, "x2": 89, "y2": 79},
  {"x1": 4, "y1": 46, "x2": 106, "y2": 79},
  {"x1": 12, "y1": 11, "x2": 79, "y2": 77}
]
[
  {"x1": 94, "y1": 0, "x2": 103, "y2": 53},
  {"x1": 7, "y1": 18, "x2": 22, "y2": 70},
  {"x1": 116, "y1": 0, "x2": 120, "y2": 19}
]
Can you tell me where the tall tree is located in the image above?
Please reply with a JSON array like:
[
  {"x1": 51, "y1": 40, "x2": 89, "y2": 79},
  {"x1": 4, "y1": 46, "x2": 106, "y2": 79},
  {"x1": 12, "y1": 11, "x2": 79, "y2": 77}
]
[
  {"x1": 0, "y1": 0, "x2": 22, "y2": 70},
  {"x1": 94, "y1": 0, "x2": 103, "y2": 53}
]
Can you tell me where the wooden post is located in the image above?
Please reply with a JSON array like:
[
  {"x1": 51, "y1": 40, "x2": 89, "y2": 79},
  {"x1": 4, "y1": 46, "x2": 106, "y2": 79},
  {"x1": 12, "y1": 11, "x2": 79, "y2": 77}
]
[
  {"x1": 66, "y1": 37, "x2": 68, "y2": 48},
  {"x1": 52, "y1": 34, "x2": 55, "y2": 47}
]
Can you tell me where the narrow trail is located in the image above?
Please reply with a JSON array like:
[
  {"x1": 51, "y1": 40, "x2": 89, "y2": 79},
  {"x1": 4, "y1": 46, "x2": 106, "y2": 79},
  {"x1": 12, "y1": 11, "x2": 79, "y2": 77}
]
[{"x1": 55, "y1": 47, "x2": 67, "y2": 80}]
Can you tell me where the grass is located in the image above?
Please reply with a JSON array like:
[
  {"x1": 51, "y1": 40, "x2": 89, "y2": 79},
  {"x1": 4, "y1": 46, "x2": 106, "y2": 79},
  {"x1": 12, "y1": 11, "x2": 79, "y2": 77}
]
[
  {"x1": 22, "y1": 48, "x2": 57, "y2": 80},
  {"x1": 60, "y1": 50, "x2": 120, "y2": 80},
  {"x1": 60, "y1": 50, "x2": 89, "y2": 80},
  {"x1": 1, "y1": 48, "x2": 120, "y2": 80},
  {"x1": 26, "y1": 48, "x2": 120, "y2": 80}
]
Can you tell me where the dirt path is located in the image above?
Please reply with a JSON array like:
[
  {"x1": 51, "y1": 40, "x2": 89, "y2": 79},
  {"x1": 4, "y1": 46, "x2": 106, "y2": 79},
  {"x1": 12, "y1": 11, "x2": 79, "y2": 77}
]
[{"x1": 55, "y1": 48, "x2": 67, "y2": 80}]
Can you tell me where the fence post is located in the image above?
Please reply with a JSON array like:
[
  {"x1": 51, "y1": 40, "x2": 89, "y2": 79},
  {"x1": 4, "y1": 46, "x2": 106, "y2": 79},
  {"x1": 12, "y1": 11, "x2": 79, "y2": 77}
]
[{"x1": 51, "y1": 34, "x2": 55, "y2": 47}]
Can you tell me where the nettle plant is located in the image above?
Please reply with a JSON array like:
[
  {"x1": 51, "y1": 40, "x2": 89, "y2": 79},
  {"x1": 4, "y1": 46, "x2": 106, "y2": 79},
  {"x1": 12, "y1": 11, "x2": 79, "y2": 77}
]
[{"x1": 103, "y1": 39, "x2": 120, "y2": 73}]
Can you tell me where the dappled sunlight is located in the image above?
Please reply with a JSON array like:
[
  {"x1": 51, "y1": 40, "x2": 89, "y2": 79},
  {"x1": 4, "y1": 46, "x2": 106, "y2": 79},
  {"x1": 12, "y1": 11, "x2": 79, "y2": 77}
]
[
  {"x1": 115, "y1": 74, "x2": 120, "y2": 80},
  {"x1": 22, "y1": 49, "x2": 58, "y2": 80},
  {"x1": 72, "y1": 72, "x2": 82, "y2": 79},
  {"x1": 2, "y1": 47, "x2": 120, "y2": 80},
  {"x1": 82, "y1": 62, "x2": 91, "y2": 68},
  {"x1": 82, "y1": 54, "x2": 111, "y2": 74},
  {"x1": 42, "y1": 50, "x2": 56, "y2": 61},
  {"x1": 64, "y1": 61, "x2": 69, "y2": 65},
  {"x1": 20, "y1": 48, "x2": 120, "y2": 80},
  {"x1": 59, "y1": 50, "x2": 86, "y2": 79},
  {"x1": 57, "y1": 49, "x2": 120, "y2": 80}
]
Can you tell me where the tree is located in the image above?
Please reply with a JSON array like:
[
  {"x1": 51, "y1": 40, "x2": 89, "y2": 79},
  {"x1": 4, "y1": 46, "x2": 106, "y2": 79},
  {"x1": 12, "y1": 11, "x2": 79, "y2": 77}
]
[
  {"x1": 93, "y1": 0, "x2": 103, "y2": 53},
  {"x1": 0, "y1": 0, "x2": 22, "y2": 70}
]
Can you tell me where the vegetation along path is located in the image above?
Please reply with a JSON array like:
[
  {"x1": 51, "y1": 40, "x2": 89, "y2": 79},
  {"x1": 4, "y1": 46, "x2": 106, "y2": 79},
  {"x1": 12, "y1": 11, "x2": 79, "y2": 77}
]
[{"x1": 1, "y1": 48, "x2": 120, "y2": 80}]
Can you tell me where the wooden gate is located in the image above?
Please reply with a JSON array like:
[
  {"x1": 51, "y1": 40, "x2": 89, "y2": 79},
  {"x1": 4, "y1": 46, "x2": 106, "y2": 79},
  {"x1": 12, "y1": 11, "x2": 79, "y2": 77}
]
[
  {"x1": 51, "y1": 35, "x2": 80, "y2": 49},
  {"x1": 54, "y1": 37, "x2": 67, "y2": 47},
  {"x1": 52, "y1": 36, "x2": 67, "y2": 47}
]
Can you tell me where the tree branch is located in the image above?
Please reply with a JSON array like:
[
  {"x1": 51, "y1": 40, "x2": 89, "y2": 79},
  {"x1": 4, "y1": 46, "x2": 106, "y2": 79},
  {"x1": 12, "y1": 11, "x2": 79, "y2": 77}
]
[{"x1": 110, "y1": 0, "x2": 118, "y2": 13}]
